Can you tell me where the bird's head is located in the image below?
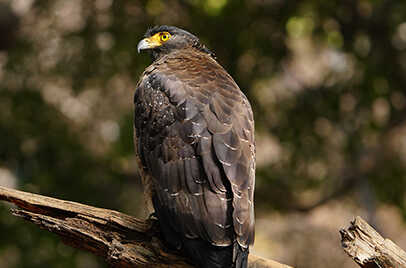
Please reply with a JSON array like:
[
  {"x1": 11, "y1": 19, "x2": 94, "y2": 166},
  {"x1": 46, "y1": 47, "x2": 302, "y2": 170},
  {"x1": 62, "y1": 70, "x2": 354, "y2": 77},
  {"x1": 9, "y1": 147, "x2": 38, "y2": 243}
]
[{"x1": 137, "y1": 25, "x2": 215, "y2": 60}]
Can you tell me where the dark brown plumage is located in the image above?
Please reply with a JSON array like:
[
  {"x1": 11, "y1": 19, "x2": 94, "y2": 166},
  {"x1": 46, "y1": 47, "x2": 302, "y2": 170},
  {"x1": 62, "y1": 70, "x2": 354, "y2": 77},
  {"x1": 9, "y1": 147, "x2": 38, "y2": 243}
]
[{"x1": 134, "y1": 25, "x2": 255, "y2": 268}]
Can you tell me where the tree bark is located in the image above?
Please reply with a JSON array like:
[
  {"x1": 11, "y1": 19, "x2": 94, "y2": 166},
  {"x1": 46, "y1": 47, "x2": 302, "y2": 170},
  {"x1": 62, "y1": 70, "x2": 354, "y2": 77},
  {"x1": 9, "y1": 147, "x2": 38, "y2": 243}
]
[
  {"x1": 0, "y1": 186, "x2": 292, "y2": 268},
  {"x1": 340, "y1": 216, "x2": 406, "y2": 268}
]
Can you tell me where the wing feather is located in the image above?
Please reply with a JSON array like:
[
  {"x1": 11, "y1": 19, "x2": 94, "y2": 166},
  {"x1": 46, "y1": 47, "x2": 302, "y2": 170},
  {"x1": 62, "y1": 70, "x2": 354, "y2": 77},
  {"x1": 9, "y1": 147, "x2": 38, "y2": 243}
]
[{"x1": 134, "y1": 49, "x2": 255, "y2": 249}]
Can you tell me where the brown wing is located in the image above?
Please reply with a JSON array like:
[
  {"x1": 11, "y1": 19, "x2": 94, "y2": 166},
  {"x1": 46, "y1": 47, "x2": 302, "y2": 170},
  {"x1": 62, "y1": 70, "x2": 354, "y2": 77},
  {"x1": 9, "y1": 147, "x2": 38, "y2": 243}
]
[{"x1": 134, "y1": 49, "x2": 255, "y2": 248}]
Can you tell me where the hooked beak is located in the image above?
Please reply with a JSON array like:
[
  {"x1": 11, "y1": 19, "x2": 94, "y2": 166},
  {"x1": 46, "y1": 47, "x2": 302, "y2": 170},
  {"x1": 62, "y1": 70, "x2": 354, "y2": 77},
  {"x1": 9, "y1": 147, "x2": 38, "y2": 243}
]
[
  {"x1": 137, "y1": 38, "x2": 150, "y2": 53},
  {"x1": 137, "y1": 35, "x2": 162, "y2": 53}
]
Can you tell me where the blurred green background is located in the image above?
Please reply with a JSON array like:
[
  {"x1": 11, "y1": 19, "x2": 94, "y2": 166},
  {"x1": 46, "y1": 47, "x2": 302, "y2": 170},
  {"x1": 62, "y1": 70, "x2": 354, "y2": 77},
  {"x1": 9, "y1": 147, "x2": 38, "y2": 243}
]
[{"x1": 1, "y1": 0, "x2": 406, "y2": 267}]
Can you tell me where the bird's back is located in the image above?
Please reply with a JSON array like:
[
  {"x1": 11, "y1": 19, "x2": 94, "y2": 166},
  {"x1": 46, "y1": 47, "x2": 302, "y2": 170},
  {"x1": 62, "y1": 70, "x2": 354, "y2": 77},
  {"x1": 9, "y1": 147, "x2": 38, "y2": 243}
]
[{"x1": 134, "y1": 48, "x2": 255, "y2": 268}]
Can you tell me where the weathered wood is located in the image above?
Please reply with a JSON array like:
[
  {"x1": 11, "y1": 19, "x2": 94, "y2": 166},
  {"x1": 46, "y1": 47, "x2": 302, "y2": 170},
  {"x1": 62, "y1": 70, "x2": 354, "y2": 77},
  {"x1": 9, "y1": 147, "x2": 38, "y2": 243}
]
[
  {"x1": 0, "y1": 186, "x2": 292, "y2": 268},
  {"x1": 340, "y1": 216, "x2": 406, "y2": 268}
]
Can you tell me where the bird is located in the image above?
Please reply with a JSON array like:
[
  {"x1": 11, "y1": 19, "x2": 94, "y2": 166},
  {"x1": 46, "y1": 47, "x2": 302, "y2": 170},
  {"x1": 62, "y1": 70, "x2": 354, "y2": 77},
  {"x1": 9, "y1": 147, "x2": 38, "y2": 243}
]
[{"x1": 134, "y1": 25, "x2": 255, "y2": 268}]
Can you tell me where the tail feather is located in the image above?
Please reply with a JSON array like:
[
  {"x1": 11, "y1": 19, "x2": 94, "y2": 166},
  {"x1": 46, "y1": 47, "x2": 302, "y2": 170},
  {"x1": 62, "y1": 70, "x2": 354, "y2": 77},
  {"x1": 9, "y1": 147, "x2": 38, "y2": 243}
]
[
  {"x1": 152, "y1": 195, "x2": 249, "y2": 268},
  {"x1": 181, "y1": 239, "x2": 249, "y2": 268},
  {"x1": 182, "y1": 239, "x2": 233, "y2": 268},
  {"x1": 234, "y1": 242, "x2": 249, "y2": 268}
]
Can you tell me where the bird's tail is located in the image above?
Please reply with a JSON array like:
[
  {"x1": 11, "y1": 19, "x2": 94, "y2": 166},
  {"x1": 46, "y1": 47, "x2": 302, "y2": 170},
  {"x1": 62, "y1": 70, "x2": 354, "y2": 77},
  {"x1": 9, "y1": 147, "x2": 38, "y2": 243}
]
[
  {"x1": 182, "y1": 239, "x2": 233, "y2": 268},
  {"x1": 233, "y1": 242, "x2": 249, "y2": 268},
  {"x1": 181, "y1": 239, "x2": 250, "y2": 268}
]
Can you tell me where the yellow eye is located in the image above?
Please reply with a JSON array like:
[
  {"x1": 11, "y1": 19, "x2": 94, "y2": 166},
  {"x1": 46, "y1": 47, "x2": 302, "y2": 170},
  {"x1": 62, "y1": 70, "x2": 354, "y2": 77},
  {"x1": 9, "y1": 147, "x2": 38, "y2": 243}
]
[{"x1": 160, "y1": 32, "x2": 171, "y2": 42}]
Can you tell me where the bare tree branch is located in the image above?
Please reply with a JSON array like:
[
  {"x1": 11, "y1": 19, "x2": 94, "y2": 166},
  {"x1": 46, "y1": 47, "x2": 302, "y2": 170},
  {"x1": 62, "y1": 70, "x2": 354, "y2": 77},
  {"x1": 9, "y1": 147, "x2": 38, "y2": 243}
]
[
  {"x1": 340, "y1": 216, "x2": 406, "y2": 268},
  {"x1": 0, "y1": 186, "x2": 292, "y2": 268}
]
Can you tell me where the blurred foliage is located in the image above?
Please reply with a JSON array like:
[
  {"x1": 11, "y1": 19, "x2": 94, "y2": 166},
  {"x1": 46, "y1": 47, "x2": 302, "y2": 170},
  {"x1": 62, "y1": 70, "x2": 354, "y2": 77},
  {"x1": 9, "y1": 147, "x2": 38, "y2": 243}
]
[{"x1": 0, "y1": 0, "x2": 406, "y2": 267}]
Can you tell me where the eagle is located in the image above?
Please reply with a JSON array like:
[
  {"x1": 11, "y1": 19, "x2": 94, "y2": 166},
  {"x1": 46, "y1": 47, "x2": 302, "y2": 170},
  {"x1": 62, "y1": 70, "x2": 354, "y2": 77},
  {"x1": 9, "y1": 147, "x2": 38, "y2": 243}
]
[{"x1": 134, "y1": 25, "x2": 255, "y2": 268}]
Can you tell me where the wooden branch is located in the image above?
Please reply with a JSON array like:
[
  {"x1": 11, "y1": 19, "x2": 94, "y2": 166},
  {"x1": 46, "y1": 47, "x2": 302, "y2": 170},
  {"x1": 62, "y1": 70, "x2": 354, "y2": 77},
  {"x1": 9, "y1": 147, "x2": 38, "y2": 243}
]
[
  {"x1": 0, "y1": 186, "x2": 292, "y2": 268},
  {"x1": 340, "y1": 216, "x2": 406, "y2": 268}
]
